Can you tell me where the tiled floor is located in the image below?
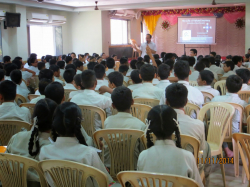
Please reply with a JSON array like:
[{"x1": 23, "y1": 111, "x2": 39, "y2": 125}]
[{"x1": 208, "y1": 163, "x2": 248, "y2": 187}]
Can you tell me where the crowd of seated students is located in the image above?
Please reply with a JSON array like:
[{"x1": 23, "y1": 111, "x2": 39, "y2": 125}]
[{"x1": 0, "y1": 47, "x2": 250, "y2": 187}]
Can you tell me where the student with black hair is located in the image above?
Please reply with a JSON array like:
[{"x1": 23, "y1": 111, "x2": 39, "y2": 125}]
[
  {"x1": 153, "y1": 54, "x2": 159, "y2": 61},
  {"x1": 49, "y1": 65, "x2": 64, "y2": 85},
  {"x1": 57, "y1": 60, "x2": 66, "y2": 77},
  {"x1": 10, "y1": 70, "x2": 30, "y2": 101},
  {"x1": 119, "y1": 65, "x2": 129, "y2": 83},
  {"x1": 136, "y1": 61, "x2": 145, "y2": 70},
  {"x1": 39, "y1": 102, "x2": 113, "y2": 186},
  {"x1": 209, "y1": 56, "x2": 224, "y2": 74},
  {"x1": 65, "y1": 64, "x2": 77, "y2": 74},
  {"x1": 69, "y1": 74, "x2": 85, "y2": 99},
  {"x1": 27, "y1": 57, "x2": 39, "y2": 75},
  {"x1": 244, "y1": 54, "x2": 250, "y2": 62},
  {"x1": 38, "y1": 62, "x2": 45, "y2": 71},
  {"x1": 111, "y1": 54, "x2": 117, "y2": 61},
  {"x1": 210, "y1": 51, "x2": 216, "y2": 57},
  {"x1": 63, "y1": 69, "x2": 77, "y2": 90},
  {"x1": 187, "y1": 56, "x2": 195, "y2": 72},
  {"x1": 127, "y1": 70, "x2": 143, "y2": 91},
  {"x1": 160, "y1": 52, "x2": 166, "y2": 61},
  {"x1": 120, "y1": 57, "x2": 129, "y2": 67},
  {"x1": 49, "y1": 59, "x2": 57, "y2": 66},
  {"x1": 132, "y1": 64, "x2": 164, "y2": 100},
  {"x1": 152, "y1": 66, "x2": 160, "y2": 85},
  {"x1": 12, "y1": 59, "x2": 36, "y2": 81},
  {"x1": 102, "y1": 72, "x2": 124, "y2": 98},
  {"x1": 45, "y1": 82, "x2": 65, "y2": 104},
  {"x1": 0, "y1": 69, "x2": 5, "y2": 82},
  {"x1": 189, "y1": 61, "x2": 205, "y2": 81},
  {"x1": 236, "y1": 69, "x2": 250, "y2": 90},
  {"x1": 96, "y1": 56, "x2": 102, "y2": 63},
  {"x1": 30, "y1": 79, "x2": 52, "y2": 104},
  {"x1": 190, "y1": 48, "x2": 198, "y2": 65},
  {"x1": 222, "y1": 60, "x2": 236, "y2": 78},
  {"x1": 233, "y1": 55, "x2": 245, "y2": 72},
  {"x1": 87, "y1": 62, "x2": 98, "y2": 70},
  {"x1": 73, "y1": 60, "x2": 83, "y2": 74},
  {"x1": 3, "y1": 56, "x2": 11, "y2": 64},
  {"x1": 137, "y1": 105, "x2": 203, "y2": 187},
  {"x1": 160, "y1": 60, "x2": 204, "y2": 107},
  {"x1": 212, "y1": 75, "x2": 247, "y2": 157},
  {"x1": 164, "y1": 59, "x2": 175, "y2": 77},
  {"x1": 71, "y1": 52, "x2": 76, "y2": 59},
  {"x1": 65, "y1": 56, "x2": 73, "y2": 65},
  {"x1": 71, "y1": 70, "x2": 112, "y2": 130},
  {"x1": 4, "y1": 63, "x2": 18, "y2": 78},
  {"x1": 44, "y1": 55, "x2": 52, "y2": 69},
  {"x1": 201, "y1": 58, "x2": 219, "y2": 81},
  {"x1": 93, "y1": 64, "x2": 109, "y2": 90},
  {"x1": 143, "y1": 55, "x2": 150, "y2": 64},
  {"x1": 137, "y1": 57, "x2": 144, "y2": 63},
  {"x1": 155, "y1": 64, "x2": 171, "y2": 90},
  {"x1": 106, "y1": 57, "x2": 115, "y2": 76},
  {"x1": 126, "y1": 59, "x2": 137, "y2": 76},
  {"x1": 0, "y1": 80, "x2": 31, "y2": 123},
  {"x1": 164, "y1": 53, "x2": 174, "y2": 61}
]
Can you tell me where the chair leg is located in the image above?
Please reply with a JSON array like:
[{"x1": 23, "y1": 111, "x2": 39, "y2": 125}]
[
  {"x1": 233, "y1": 138, "x2": 239, "y2": 177},
  {"x1": 242, "y1": 166, "x2": 247, "y2": 184},
  {"x1": 218, "y1": 153, "x2": 226, "y2": 187}
]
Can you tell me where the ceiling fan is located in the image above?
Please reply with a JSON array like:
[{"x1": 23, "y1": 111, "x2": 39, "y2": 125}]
[
  {"x1": 94, "y1": 1, "x2": 99, "y2": 10},
  {"x1": 211, "y1": 0, "x2": 224, "y2": 5},
  {"x1": 36, "y1": 0, "x2": 61, "y2": 3}
]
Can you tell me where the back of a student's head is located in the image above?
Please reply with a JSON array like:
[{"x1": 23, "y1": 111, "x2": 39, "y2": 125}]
[
  {"x1": 224, "y1": 61, "x2": 235, "y2": 71},
  {"x1": 38, "y1": 69, "x2": 54, "y2": 81},
  {"x1": 0, "y1": 69, "x2": 5, "y2": 81},
  {"x1": 73, "y1": 74, "x2": 84, "y2": 90},
  {"x1": 45, "y1": 55, "x2": 52, "y2": 62},
  {"x1": 57, "y1": 61, "x2": 65, "y2": 69},
  {"x1": 136, "y1": 61, "x2": 145, "y2": 70},
  {"x1": 0, "y1": 80, "x2": 16, "y2": 102},
  {"x1": 232, "y1": 56, "x2": 240, "y2": 65},
  {"x1": 137, "y1": 57, "x2": 143, "y2": 63},
  {"x1": 87, "y1": 62, "x2": 98, "y2": 70},
  {"x1": 119, "y1": 65, "x2": 129, "y2": 75},
  {"x1": 100, "y1": 60, "x2": 107, "y2": 68},
  {"x1": 155, "y1": 60, "x2": 162, "y2": 67},
  {"x1": 49, "y1": 65, "x2": 60, "y2": 75},
  {"x1": 153, "y1": 54, "x2": 160, "y2": 60},
  {"x1": 226, "y1": 75, "x2": 242, "y2": 93},
  {"x1": 208, "y1": 56, "x2": 216, "y2": 65},
  {"x1": 130, "y1": 60, "x2": 137, "y2": 69},
  {"x1": 180, "y1": 55, "x2": 188, "y2": 61},
  {"x1": 120, "y1": 57, "x2": 128, "y2": 66},
  {"x1": 164, "y1": 59, "x2": 174, "y2": 71},
  {"x1": 130, "y1": 69, "x2": 142, "y2": 84},
  {"x1": 144, "y1": 55, "x2": 150, "y2": 63},
  {"x1": 166, "y1": 83, "x2": 188, "y2": 108},
  {"x1": 174, "y1": 60, "x2": 190, "y2": 80},
  {"x1": 160, "y1": 52, "x2": 166, "y2": 59},
  {"x1": 39, "y1": 78, "x2": 52, "y2": 95},
  {"x1": 4, "y1": 63, "x2": 17, "y2": 76},
  {"x1": 226, "y1": 55, "x2": 232, "y2": 60},
  {"x1": 73, "y1": 60, "x2": 83, "y2": 69},
  {"x1": 199, "y1": 70, "x2": 214, "y2": 86},
  {"x1": 111, "y1": 86, "x2": 132, "y2": 112},
  {"x1": 3, "y1": 56, "x2": 11, "y2": 63},
  {"x1": 94, "y1": 64, "x2": 106, "y2": 79},
  {"x1": 10, "y1": 70, "x2": 22, "y2": 85},
  {"x1": 49, "y1": 59, "x2": 57, "y2": 66},
  {"x1": 188, "y1": 57, "x2": 195, "y2": 67},
  {"x1": 65, "y1": 56, "x2": 73, "y2": 64},
  {"x1": 81, "y1": 70, "x2": 96, "y2": 89},
  {"x1": 63, "y1": 69, "x2": 76, "y2": 83},
  {"x1": 12, "y1": 59, "x2": 22, "y2": 69},
  {"x1": 195, "y1": 61, "x2": 205, "y2": 72},
  {"x1": 164, "y1": 53, "x2": 173, "y2": 61},
  {"x1": 140, "y1": 64, "x2": 155, "y2": 82},
  {"x1": 158, "y1": 64, "x2": 170, "y2": 80},
  {"x1": 200, "y1": 58, "x2": 210, "y2": 68},
  {"x1": 236, "y1": 69, "x2": 250, "y2": 84},
  {"x1": 45, "y1": 82, "x2": 64, "y2": 104},
  {"x1": 108, "y1": 71, "x2": 123, "y2": 88},
  {"x1": 106, "y1": 57, "x2": 115, "y2": 69},
  {"x1": 210, "y1": 52, "x2": 216, "y2": 57},
  {"x1": 65, "y1": 64, "x2": 77, "y2": 73}
]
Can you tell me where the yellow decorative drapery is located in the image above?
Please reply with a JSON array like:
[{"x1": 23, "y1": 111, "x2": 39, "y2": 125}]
[{"x1": 143, "y1": 14, "x2": 161, "y2": 35}]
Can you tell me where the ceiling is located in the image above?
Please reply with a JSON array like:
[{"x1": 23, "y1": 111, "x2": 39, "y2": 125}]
[{"x1": 0, "y1": 0, "x2": 246, "y2": 12}]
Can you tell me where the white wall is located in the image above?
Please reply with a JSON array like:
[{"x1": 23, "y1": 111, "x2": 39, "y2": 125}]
[
  {"x1": 101, "y1": 11, "x2": 111, "y2": 55},
  {"x1": 246, "y1": 3, "x2": 250, "y2": 53}
]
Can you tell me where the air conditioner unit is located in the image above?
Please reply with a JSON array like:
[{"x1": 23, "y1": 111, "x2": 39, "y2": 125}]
[
  {"x1": 49, "y1": 15, "x2": 66, "y2": 25},
  {"x1": 0, "y1": 10, "x2": 6, "y2": 21},
  {"x1": 27, "y1": 13, "x2": 49, "y2": 23},
  {"x1": 110, "y1": 10, "x2": 136, "y2": 19}
]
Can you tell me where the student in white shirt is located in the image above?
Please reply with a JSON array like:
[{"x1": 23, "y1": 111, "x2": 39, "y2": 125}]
[
  {"x1": 164, "y1": 59, "x2": 175, "y2": 78},
  {"x1": 190, "y1": 48, "x2": 198, "y2": 66},
  {"x1": 189, "y1": 61, "x2": 205, "y2": 81},
  {"x1": 35, "y1": 69, "x2": 55, "y2": 95},
  {"x1": 27, "y1": 57, "x2": 39, "y2": 75},
  {"x1": 0, "y1": 80, "x2": 31, "y2": 123},
  {"x1": 10, "y1": 70, "x2": 30, "y2": 102},
  {"x1": 87, "y1": 61, "x2": 98, "y2": 71},
  {"x1": 93, "y1": 64, "x2": 109, "y2": 91},
  {"x1": 69, "y1": 74, "x2": 85, "y2": 99},
  {"x1": 39, "y1": 102, "x2": 114, "y2": 187},
  {"x1": 152, "y1": 66, "x2": 160, "y2": 85},
  {"x1": 30, "y1": 79, "x2": 51, "y2": 104},
  {"x1": 222, "y1": 60, "x2": 236, "y2": 78},
  {"x1": 106, "y1": 57, "x2": 115, "y2": 76},
  {"x1": 236, "y1": 69, "x2": 250, "y2": 91},
  {"x1": 212, "y1": 75, "x2": 248, "y2": 157},
  {"x1": 65, "y1": 56, "x2": 73, "y2": 65},
  {"x1": 38, "y1": 62, "x2": 46, "y2": 71},
  {"x1": 126, "y1": 59, "x2": 137, "y2": 76},
  {"x1": 155, "y1": 64, "x2": 171, "y2": 90},
  {"x1": 73, "y1": 59, "x2": 83, "y2": 75},
  {"x1": 202, "y1": 58, "x2": 219, "y2": 81},
  {"x1": 119, "y1": 65, "x2": 129, "y2": 83},
  {"x1": 132, "y1": 64, "x2": 165, "y2": 100},
  {"x1": 49, "y1": 65, "x2": 64, "y2": 85},
  {"x1": 209, "y1": 56, "x2": 224, "y2": 75},
  {"x1": 138, "y1": 105, "x2": 203, "y2": 187},
  {"x1": 57, "y1": 60, "x2": 65, "y2": 78},
  {"x1": 233, "y1": 55, "x2": 245, "y2": 72},
  {"x1": 128, "y1": 70, "x2": 143, "y2": 91},
  {"x1": 188, "y1": 56, "x2": 196, "y2": 72},
  {"x1": 63, "y1": 69, "x2": 77, "y2": 90},
  {"x1": 44, "y1": 55, "x2": 52, "y2": 69},
  {"x1": 12, "y1": 59, "x2": 35, "y2": 82}
]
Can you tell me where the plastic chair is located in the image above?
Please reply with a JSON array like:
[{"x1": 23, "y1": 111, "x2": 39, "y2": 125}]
[
  {"x1": 134, "y1": 98, "x2": 160, "y2": 108},
  {"x1": 117, "y1": 171, "x2": 199, "y2": 187},
  {"x1": 201, "y1": 91, "x2": 214, "y2": 103},
  {"x1": 130, "y1": 104, "x2": 152, "y2": 123},
  {"x1": 111, "y1": 107, "x2": 118, "y2": 115},
  {"x1": 15, "y1": 94, "x2": 27, "y2": 106},
  {"x1": 247, "y1": 116, "x2": 250, "y2": 134},
  {"x1": 246, "y1": 104, "x2": 250, "y2": 117},
  {"x1": 78, "y1": 105, "x2": 106, "y2": 137},
  {"x1": 0, "y1": 120, "x2": 31, "y2": 146},
  {"x1": 0, "y1": 153, "x2": 47, "y2": 187},
  {"x1": 28, "y1": 94, "x2": 40, "y2": 101},
  {"x1": 184, "y1": 102, "x2": 200, "y2": 118},
  {"x1": 64, "y1": 89, "x2": 76, "y2": 102},
  {"x1": 93, "y1": 129, "x2": 144, "y2": 178},
  {"x1": 218, "y1": 74, "x2": 223, "y2": 80},
  {"x1": 238, "y1": 90, "x2": 250, "y2": 103},
  {"x1": 39, "y1": 160, "x2": 109, "y2": 187},
  {"x1": 198, "y1": 102, "x2": 235, "y2": 187},
  {"x1": 20, "y1": 103, "x2": 36, "y2": 118},
  {"x1": 214, "y1": 80, "x2": 226, "y2": 95},
  {"x1": 189, "y1": 81, "x2": 198, "y2": 87},
  {"x1": 123, "y1": 81, "x2": 128, "y2": 87},
  {"x1": 128, "y1": 79, "x2": 133, "y2": 86}
]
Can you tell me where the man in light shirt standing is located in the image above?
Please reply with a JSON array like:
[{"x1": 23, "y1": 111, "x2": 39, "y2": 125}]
[{"x1": 133, "y1": 34, "x2": 157, "y2": 58}]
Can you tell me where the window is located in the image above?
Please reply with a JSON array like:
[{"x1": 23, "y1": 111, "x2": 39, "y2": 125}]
[{"x1": 110, "y1": 19, "x2": 129, "y2": 45}]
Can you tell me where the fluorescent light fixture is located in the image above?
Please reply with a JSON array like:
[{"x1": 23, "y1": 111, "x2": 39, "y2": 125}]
[{"x1": 30, "y1": 19, "x2": 48, "y2": 23}]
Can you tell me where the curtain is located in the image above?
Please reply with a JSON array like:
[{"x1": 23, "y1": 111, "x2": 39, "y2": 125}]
[{"x1": 143, "y1": 15, "x2": 161, "y2": 35}]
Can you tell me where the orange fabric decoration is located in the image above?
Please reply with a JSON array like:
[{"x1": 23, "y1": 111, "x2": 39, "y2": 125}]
[{"x1": 144, "y1": 14, "x2": 161, "y2": 35}]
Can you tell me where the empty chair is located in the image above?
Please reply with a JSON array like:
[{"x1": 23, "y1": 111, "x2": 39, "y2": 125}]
[{"x1": 134, "y1": 98, "x2": 160, "y2": 107}]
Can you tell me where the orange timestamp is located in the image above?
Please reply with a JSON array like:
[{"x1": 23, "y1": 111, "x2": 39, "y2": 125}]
[{"x1": 198, "y1": 157, "x2": 234, "y2": 164}]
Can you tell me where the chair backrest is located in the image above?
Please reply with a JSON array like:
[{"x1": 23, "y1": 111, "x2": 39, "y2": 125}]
[
  {"x1": 198, "y1": 102, "x2": 235, "y2": 151},
  {"x1": 189, "y1": 81, "x2": 198, "y2": 87},
  {"x1": 20, "y1": 103, "x2": 36, "y2": 118},
  {"x1": 128, "y1": 79, "x2": 133, "y2": 86},
  {"x1": 0, "y1": 120, "x2": 31, "y2": 145},
  {"x1": 217, "y1": 74, "x2": 223, "y2": 80},
  {"x1": 39, "y1": 160, "x2": 109, "y2": 187},
  {"x1": 15, "y1": 94, "x2": 27, "y2": 106},
  {"x1": 224, "y1": 102, "x2": 244, "y2": 141},
  {"x1": 64, "y1": 89, "x2": 76, "y2": 102},
  {"x1": 247, "y1": 116, "x2": 250, "y2": 134},
  {"x1": 214, "y1": 80, "x2": 226, "y2": 95},
  {"x1": 219, "y1": 77, "x2": 227, "y2": 81},
  {"x1": 238, "y1": 90, "x2": 250, "y2": 103},
  {"x1": 134, "y1": 98, "x2": 160, "y2": 107},
  {"x1": 233, "y1": 133, "x2": 250, "y2": 181},
  {"x1": 245, "y1": 104, "x2": 250, "y2": 117},
  {"x1": 123, "y1": 81, "x2": 128, "y2": 87},
  {"x1": 201, "y1": 91, "x2": 214, "y2": 103},
  {"x1": 184, "y1": 102, "x2": 200, "y2": 118},
  {"x1": 117, "y1": 171, "x2": 199, "y2": 187},
  {"x1": 111, "y1": 107, "x2": 118, "y2": 115},
  {"x1": 130, "y1": 104, "x2": 152, "y2": 123},
  {"x1": 28, "y1": 94, "x2": 40, "y2": 101},
  {"x1": 0, "y1": 153, "x2": 47, "y2": 187},
  {"x1": 93, "y1": 129, "x2": 144, "y2": 177},
  {"x1": 78, "y1": 105, "x2": 106, "y2": 137}
]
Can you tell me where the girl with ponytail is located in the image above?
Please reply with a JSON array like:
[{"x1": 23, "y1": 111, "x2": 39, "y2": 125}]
[
  {"x1": 39, "y1": 102, "x2": 114, "y2": 187},
  {"x1": 137, "y1": 105, "x2": 203, "y2": 187}
]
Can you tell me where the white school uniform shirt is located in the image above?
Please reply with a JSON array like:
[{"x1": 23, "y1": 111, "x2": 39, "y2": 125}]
[
  {"x1": 132, "y1": 82, "x2": 165, "y2": 101},
  {"x1": 241, "y1": 83, "x2": 250, "y2": 91},
  {"x1": 126, "y1": 69, "x2": 134, "y2": 76},
  {"x1": 124, "y1": 76, "x2": 129, "y2": 83},
  {"x1": 128, "y1": 83, "x2": 143, "y2": 91},
  {"x1": 24, "y1": 63, "x2": 29, "y2": 68},
  {"x1": 69, "y1": 90, "x2": 84, "y2": 99},
  {"x1": 222, "y1": 70, "x2": 235, "y2": 78},
  {"x1": 190, "y1": 66, "x2": 195, "y2": 72},
  {"x1": 205, "y1": 67, "x2": 218, "y2": 81},
  {"x1": 30, "y1": 95, "x2": 46, "y2": 104},
  {"x1": 64, "y1": 83, "x2": 77, "y2": 90},
  {"x1": 152, "y1": 78, "x2": 160, "y2": 85},
  {"x1": 0, "y1": 102, "x2": 31, "y2": 123},
  {"x1": 39, "y1": 137, "x2": 114, "y2": 187},
  {"x1": 95, "y1": 80, "x2": 109, "y2": 91},
  {"x1": 76, "y1": 69, "x2": 82, "y2": 75},
  {"x1": 189, "y1": 70, "x2": 200, "y2": 81},
  {"x1": 60, "y1": 69, "x2": 65, "y2": 77},
  {"x1": 195, "y1": 85, "x2": 220, "y2": 97},
  {"x1": 140, "y1": 42, "x2": 157, "y2": 58},
  {"x1": 212, "y1": 92, "x2": 248, "y2": 133},
  {"x1": 137, "y1": 139, "x2": 203, "y2": 187},
  {"x1": 155, "y1": 80, "x2": 171, "y2": 90},
  {"x1": 22, "y1": 71, "x2": 32, "y2": 81},
  {"x1": 54, "y1": 76, "x2": 64, "y2": 85},
  {"x1": 234, "y1": 65, "x2": 246, "y2": 72},
  {"x1": 35, "y1": 90, "x2": 41, "y2": 95},
  {"x1": 106, "y1": 69, "x2": 114, "y2": 76},
  {"x1": 16, "y1": 84, "x2": 30, "y2": 102},
  {"x1": 27, "y1": 66, "x2": 39, "y2": 75},
  {"x1": 209, "y1": 65, "x2": 224, "y2": 75},
  {"x1": 45, "y1": 62, "x2": 50, "y2": 69}
]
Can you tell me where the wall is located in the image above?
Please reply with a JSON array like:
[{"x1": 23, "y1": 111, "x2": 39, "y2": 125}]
[
  {"x1": 246, "y1": 3, "x2": 250, "y2": 53},
  {"x1": 101, "y1": 11, "x2": 111, "y2": 55}
]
